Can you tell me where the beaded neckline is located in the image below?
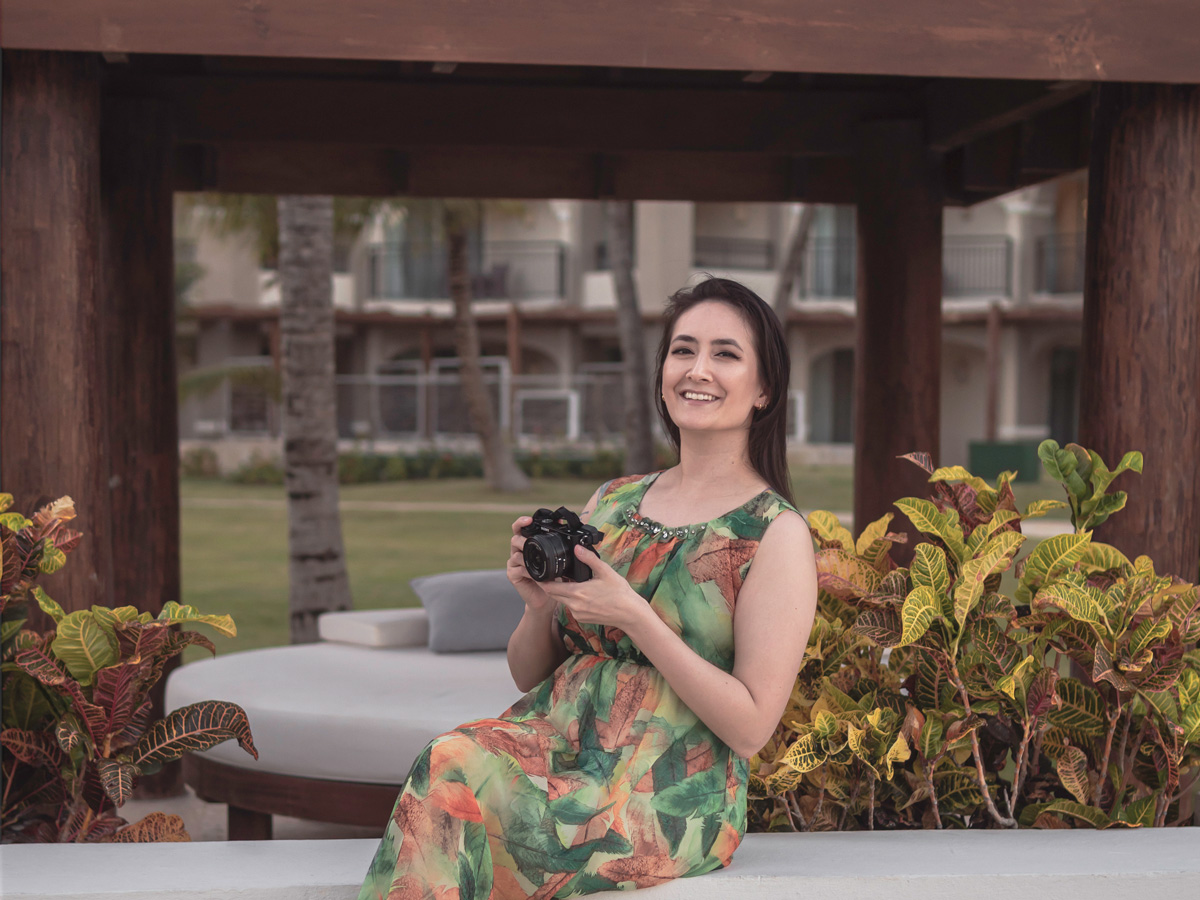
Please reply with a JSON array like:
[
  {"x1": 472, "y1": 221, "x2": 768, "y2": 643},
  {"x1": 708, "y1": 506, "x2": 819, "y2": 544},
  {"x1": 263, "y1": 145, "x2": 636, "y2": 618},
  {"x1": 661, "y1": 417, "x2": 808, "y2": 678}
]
[{"x1": 620, "y1": 472, "x2": 772, "y2": 542}]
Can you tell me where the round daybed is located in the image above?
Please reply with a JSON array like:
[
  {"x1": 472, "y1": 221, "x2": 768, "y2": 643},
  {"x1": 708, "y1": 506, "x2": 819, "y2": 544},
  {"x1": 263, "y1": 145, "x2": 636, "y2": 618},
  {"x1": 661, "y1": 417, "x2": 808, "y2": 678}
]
[{"x1": 165, "y1": 571, "x2": 527, "y2": 840}]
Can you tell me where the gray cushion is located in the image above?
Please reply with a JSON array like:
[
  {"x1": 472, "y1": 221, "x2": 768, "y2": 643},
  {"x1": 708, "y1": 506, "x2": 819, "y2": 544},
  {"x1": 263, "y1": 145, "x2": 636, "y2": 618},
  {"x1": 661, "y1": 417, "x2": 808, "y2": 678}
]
[{"x1": 411, "y1": 568, "x2": 525, "y2": 652}]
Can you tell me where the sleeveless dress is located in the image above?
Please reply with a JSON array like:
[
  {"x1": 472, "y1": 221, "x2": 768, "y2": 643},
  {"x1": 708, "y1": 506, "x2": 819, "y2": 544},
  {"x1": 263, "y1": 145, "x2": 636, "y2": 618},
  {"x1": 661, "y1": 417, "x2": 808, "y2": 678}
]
[{"x1": 358, "y1": 472, "x2": 798, "y2": 900}]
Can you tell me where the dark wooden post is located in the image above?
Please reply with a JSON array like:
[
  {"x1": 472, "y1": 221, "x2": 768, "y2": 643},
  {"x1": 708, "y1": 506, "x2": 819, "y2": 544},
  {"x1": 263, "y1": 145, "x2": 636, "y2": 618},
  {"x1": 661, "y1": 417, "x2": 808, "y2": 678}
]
[
  {"x1": 853, "y1": 120, "x2": 943, "y2": 539},
  {"x1": 1, "y1": 51, "x2": 113, "y2": 611},
  {"x1": 1080, "y1": 84, "x2": 1200, "y2": 583},
  {"x1": 100, "y1": 96, "x2": 183, "y2": 796}
]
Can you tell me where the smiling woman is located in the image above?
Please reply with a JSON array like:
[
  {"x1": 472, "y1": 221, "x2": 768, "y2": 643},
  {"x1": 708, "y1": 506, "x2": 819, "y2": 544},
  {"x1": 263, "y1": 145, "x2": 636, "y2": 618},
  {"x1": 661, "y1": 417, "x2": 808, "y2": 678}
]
[{"x1": 357, "y1": 277, "x2": 818, "y2": 900}]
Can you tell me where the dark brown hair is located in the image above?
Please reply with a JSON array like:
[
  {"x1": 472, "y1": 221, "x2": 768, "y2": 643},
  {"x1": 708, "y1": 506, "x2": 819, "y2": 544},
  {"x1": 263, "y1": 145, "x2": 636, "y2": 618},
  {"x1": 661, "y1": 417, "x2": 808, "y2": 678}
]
[{"x1": 653, "y1": 276, "x2": 794, "y2": 506}]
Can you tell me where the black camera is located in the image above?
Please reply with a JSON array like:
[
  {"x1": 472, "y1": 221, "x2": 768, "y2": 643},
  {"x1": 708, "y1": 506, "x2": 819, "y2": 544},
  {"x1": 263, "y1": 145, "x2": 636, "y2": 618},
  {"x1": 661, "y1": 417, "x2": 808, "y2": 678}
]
[{"x1": 520, "y1": 507, "x2": 602, "y2": 582}]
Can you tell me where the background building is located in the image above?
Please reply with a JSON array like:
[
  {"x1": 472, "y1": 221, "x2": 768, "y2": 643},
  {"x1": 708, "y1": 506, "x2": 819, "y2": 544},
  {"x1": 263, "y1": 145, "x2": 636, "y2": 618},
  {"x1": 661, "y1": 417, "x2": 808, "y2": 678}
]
[{"x1": 177, "y1": 175, "x2": 1085, "y2": 473}]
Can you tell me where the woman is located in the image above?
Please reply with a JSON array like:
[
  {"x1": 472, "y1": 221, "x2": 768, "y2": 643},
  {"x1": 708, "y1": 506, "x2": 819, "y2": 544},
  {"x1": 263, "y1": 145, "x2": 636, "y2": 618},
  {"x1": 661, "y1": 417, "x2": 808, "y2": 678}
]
[{"x1": 359, "y1": 277, "x2": 818, "y2": 900}]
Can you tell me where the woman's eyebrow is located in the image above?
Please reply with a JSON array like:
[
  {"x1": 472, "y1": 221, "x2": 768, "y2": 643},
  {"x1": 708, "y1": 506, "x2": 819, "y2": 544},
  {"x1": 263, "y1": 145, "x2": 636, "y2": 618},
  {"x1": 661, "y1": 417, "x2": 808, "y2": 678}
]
[{"x1": 670, "y1": 334, "x2": 744, "y2": 351}]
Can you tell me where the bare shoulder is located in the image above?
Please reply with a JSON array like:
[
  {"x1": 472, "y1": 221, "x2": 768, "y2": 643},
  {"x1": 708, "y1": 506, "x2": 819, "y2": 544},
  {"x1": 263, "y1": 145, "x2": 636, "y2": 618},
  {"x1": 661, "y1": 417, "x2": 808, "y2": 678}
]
[{"x1": 758, "y1": 508, "x2": 812, "y2": 553}]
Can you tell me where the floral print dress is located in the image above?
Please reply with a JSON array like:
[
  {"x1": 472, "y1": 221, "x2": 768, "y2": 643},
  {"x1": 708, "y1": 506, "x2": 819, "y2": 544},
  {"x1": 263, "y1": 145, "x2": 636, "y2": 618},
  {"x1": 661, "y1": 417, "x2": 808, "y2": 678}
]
[{"x1": 358, "y1": 472, "x2": 798, "y2": 900}]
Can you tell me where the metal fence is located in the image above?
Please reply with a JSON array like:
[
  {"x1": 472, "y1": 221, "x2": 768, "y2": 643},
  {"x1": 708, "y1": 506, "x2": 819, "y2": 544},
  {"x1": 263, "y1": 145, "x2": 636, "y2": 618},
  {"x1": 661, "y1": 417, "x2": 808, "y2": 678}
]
[
  {"x1": 364, "y1": 240, "x2": 566, "y2": 301},
  {"x1": 1034, "y1": 233, "x2": 1086, "y2": 294},
  {"x1": 801, "y1": 234, "x2": 1014, "y2": 298}
]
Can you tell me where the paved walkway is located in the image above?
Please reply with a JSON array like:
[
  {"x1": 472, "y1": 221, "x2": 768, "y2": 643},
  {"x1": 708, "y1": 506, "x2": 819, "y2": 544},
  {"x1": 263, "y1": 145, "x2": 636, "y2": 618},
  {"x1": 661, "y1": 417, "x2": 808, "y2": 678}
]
[{"x1": 183, "y1": 497, "x2": 1075, "y2": 538}]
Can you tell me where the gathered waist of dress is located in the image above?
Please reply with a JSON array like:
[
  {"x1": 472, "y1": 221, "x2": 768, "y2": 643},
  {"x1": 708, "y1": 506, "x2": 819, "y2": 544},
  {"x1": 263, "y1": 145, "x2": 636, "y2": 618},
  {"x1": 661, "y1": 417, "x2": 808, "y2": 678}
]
[{"x1": 570, "y1": 644, "x2": 657, "y2": 669}]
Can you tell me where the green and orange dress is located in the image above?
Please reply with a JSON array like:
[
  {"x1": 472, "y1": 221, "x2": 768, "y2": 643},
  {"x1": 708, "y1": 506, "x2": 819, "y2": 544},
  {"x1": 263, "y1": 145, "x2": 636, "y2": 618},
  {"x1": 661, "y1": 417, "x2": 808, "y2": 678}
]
[{"x1": 358, "y1": 472, "x2": 798, "y2": 900}]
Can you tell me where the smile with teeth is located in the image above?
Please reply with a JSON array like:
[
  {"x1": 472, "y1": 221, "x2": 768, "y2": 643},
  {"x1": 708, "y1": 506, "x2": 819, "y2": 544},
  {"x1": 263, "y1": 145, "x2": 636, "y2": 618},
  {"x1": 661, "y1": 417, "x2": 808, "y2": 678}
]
[{"x1": 682, "y1": 391, "x2": 718, "y2": 401}]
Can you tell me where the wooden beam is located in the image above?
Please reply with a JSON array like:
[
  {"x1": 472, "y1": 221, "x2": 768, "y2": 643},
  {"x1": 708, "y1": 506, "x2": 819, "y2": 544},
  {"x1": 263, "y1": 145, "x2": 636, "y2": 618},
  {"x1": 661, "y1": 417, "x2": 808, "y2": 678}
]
[
  {"x1": 100, "y1": 96, "x2": 182, "y2": 795},
  {"x1": 174, "y1": 143, "x2": 858, "y2": 203},
  {"x1": 1, "y1": 50, "x2": 113, "y2": 612},
  {"x1": 927, "y1": 80, "x2": 1090, "y2": 152},
  {"x1": 162, "y1": 76, "x2": 908, "y2": 157},
  {"x1": 7, "y1": 2, "x2": 1200, "y2": 82},
  {"x1": 853, "y1": 120, "x2": 943, "y2": 548},
  {"x1": 960, "y1": 125, "x2": 1022, "y2": 193},
  {"x1": 1019, "y1": 96, "x2": 1090, "y2": 176},
  {"x1": 1079, "y1": 83, "x2": 1200, "y2": 583}
]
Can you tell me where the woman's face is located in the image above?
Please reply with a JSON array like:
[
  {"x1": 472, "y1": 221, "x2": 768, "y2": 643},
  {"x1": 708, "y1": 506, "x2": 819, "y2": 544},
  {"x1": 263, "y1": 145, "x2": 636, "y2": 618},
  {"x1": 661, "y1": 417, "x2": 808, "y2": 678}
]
[{"x1": 661, "y1": 300, "x2": 767, "y2": 438}]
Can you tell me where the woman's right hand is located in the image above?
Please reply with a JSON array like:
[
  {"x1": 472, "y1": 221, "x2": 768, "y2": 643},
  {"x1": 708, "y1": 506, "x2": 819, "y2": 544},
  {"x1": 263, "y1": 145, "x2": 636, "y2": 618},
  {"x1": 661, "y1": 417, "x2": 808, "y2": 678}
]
[{"x1": 508, "y1": 516, "x2": 555, "y2": 615}]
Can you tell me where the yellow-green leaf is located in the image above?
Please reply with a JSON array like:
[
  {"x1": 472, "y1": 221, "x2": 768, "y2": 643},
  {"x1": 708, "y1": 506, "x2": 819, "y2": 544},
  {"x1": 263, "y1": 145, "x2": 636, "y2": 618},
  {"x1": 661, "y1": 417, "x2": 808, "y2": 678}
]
[
  {"x1": 1178, "y1": 670, "x2": 1200, "y2": 711},
  {"x1": 918, "y1": 716, "x2": 943, "y2": 759},
  {"x1": 808, "y1": 510, "x2": 853, "y2": 551},
  {"x1": 966, "y1": 510, "x2": 1021, "y2": 556},
  {"x1": 883, "y1": 733, "x2": 911, "y2": 780},
  {"x1": 1128, "y1": 618, "x2": 1172, "y2": 659},
  {"x1": 52, "y1": 611, "x2": 120, "y2": 685},
  {"x1": 1047, "y1": 679, "x2": 1106, "y2": 737},
  {"x1": 929, "y1": 466, "x2": 993, "y2": 494},
  {"x1": 1114, "y1": 795, "x2": 1156, "y2": 827},
  {"x1": 911, "y1": 543, "x2": 950, "y2": 598},
  {"x1": 1056, "y1": 745, "x2": 1090, "y2": 804},
  {"x1": 1036, "y1": 583, "x2": 1110, "y2": 637},
  {"x1": 1023, "y1": 499, "x2": 1068, "y2": 519},
  {"x1": 855, "y1": 513, "x2": 893, "y2": 557},
  {"x1": 155, "y1": 602, "x2": 236, "y2": 638},
  {"x1": 37, "y1": 541, "x2": 67, "y2": 574},
  {"x1": 894, "y1": 498, "x2": 967, "y2": 563},
  {"x1": 1039, "y1": 799, "x2": 1112, "y2": 829},
  {"x1": 781, "y1": 733, "x2": 824, "y2": 773},
  {"x1": 0, "y1": 493, "x2": 13, "y2": 513},
  {"x1": 898, "y1": 586, "x2": 941, "y2": 647},
  {"x1": 954, "y1": 531, "x2": 1023, "y2": 627},
  {"x1": 812, "y1": 710, "x2": 838, "y2": 739},
  {"x1": 1017, "y1": 532, "x2": 1093, "y2": 603},
  {"x1": 0, "y1": 512, "x2": 32, "y2": 531},
  {"x1": 997, "y1": 655, "x2": 1038, "y2": 704},
  {"x1": 32, "y1": 587, "x2": 65, "y2": 624}
]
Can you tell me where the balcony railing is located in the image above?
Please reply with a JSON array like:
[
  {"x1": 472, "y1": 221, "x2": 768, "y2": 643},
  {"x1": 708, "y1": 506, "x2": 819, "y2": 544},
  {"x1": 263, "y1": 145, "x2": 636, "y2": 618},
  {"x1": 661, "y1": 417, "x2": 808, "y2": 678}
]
[
  {"x1": 801, "y1": 234, "x2": 1013, "y2": 299},
  {"x1": 1034, "y1": 233, "x2": 1085, "y2": 294},
  {"x1": 365, "y1": 240, "x2": 566, "y2": 301},
  {"x1": 693, "y1": 236, "x2": 776, "y2": 270}
]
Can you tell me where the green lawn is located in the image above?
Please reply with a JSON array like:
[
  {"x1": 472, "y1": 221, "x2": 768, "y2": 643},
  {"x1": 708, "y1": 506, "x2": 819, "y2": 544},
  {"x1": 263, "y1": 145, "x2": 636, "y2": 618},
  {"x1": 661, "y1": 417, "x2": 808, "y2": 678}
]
[{"x1": 182, "y1": 466, "x2": 1069, "y2": 661}]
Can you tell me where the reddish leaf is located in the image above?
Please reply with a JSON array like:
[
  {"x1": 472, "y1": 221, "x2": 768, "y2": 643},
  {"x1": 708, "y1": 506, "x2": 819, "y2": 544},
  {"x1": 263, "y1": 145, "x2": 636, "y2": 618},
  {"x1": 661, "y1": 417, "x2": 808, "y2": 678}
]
[
  {"x1": 1027, "y1": 667, "x2": 1061, "y2": 719},
  {"x1": 96, "y1": 758, "x2": 140, "y2": 807},
  {"x1": 1, "y1": 728, "x2": 63, "y2": 767},
  {"x1": 900, "y1": 452, "x2": 935, "y2": 475},
  {"x1": 102, "y1": 811, "x2": 190, "y2": 842},
  {"x1": 13, "y1": 647, "x2": 68, "y2": 685},
  {"x1": 133, "y1": 700, "x2": 258, "y2": 767},
  {"x1": 94, "y1": 661, "x2": 149, "y2": 737}
]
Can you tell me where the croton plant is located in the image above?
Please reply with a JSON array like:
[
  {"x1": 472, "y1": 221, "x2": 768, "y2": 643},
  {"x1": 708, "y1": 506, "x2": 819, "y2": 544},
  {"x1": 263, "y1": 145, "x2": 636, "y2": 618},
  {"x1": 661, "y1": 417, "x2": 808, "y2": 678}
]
[
  {"x1": 1, "y1": 493, "x2": 256, "y2": 842},
  {"x1": 750, "y1": 440, "x2": 1200, "y2": 831}
]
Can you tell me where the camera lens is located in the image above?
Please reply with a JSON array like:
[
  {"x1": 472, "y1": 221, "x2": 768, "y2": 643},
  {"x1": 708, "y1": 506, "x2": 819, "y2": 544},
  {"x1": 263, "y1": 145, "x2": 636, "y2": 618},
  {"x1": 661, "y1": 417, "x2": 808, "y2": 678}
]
[{"x1": 523, "y1": 533, "x2": 569, "y2": 582}]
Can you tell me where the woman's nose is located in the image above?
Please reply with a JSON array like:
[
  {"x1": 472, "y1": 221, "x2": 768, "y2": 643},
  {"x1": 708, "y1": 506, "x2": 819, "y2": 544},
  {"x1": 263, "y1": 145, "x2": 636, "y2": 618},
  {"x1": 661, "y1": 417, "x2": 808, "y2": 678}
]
[{"x1": 688, "y1": 354, "x2": 713, "y2": 380}]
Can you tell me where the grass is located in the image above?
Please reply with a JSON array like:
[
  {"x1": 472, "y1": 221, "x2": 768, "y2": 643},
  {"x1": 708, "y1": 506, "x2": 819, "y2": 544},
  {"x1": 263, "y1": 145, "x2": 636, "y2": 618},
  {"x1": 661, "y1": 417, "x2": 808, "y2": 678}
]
[{"x1": 181, "y1": 466, "x2": 1070, "y2": 662}]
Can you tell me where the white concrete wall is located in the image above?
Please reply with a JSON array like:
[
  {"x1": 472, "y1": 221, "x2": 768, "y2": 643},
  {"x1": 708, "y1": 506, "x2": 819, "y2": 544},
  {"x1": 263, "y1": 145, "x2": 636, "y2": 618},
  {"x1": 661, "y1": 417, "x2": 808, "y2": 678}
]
[{"x1": 5, "y1": 828, "x2": 1197, "y2": 900}]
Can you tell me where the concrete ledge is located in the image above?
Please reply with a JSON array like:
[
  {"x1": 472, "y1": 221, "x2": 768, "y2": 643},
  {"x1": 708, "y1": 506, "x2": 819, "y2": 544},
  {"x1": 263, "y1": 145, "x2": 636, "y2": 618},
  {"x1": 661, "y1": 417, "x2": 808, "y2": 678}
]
[{"x1": 3, "y1": 829, "x2": 1199, "y2": 900}]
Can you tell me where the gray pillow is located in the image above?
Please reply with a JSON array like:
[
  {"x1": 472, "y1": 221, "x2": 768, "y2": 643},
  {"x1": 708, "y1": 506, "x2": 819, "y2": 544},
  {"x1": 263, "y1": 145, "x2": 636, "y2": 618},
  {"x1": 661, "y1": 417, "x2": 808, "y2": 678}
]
[{"x1": 411, "y1": 569, "x2": 525, "y2": 653}]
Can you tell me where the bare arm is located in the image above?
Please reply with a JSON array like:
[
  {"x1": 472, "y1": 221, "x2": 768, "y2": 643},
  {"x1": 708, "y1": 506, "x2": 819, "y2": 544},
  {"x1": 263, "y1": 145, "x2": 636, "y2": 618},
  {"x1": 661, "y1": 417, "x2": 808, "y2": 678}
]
[
  {"x1": 544, "y1": 510, "x2": 817, "y2": 758},
  {"x1": 505, "y1": 486, "x2": 602, "y2": 692}
]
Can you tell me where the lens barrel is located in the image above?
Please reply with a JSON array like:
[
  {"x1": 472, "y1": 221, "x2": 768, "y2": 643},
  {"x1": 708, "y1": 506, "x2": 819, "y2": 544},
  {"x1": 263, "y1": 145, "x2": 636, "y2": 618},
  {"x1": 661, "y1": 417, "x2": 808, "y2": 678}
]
[{"x1": 523, "y1": 533, "x2": 569, "y2": 582}]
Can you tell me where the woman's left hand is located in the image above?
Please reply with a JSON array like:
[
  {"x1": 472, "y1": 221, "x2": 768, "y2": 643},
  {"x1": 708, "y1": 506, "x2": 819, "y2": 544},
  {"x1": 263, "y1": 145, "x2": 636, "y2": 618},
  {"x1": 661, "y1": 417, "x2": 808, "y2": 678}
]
[{"x1": 538, "y1": 545, "x2": 649, "y2": 634}]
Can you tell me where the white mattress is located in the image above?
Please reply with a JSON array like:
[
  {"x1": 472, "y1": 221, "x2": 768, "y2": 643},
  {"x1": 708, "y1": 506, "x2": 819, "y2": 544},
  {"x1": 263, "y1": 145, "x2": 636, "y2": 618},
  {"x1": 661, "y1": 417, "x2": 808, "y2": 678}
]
[{"x1": 165, "y1": 643, "x2": 524, "y2": 784}]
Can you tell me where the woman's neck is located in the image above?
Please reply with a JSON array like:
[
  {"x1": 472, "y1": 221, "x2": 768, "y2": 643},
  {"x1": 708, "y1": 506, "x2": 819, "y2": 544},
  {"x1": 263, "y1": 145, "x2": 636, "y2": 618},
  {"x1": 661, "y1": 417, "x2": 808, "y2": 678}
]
[{"x1": 668, "y1": 435, "x2": 763, "y2": 495}]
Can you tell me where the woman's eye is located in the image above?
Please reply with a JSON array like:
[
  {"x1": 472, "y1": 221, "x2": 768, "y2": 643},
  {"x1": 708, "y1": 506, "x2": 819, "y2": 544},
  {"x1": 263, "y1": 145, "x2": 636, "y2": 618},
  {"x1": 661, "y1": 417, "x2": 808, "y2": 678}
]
[{"x1": 671, "y1": 347, "x2": 693, "y2": 355}]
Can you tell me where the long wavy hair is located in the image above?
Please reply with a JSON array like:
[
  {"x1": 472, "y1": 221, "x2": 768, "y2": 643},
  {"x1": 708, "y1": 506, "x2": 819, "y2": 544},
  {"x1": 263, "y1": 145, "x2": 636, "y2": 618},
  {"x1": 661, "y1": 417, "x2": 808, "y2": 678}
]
[{"x1": 653, "y1": 276, "x2": 794, "y2": 506}]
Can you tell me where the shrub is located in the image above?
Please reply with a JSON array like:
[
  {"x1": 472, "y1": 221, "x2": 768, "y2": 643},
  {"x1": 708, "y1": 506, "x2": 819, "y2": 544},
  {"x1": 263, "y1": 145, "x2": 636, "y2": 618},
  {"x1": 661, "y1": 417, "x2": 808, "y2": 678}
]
[
  {"x1": 229, "y1": 453, "x2": 284, "y2": 485},
  {"x1": 0, "y1": 494, "x2": 255, "y2": 842},
  {"x1": 750, "y1": 441, "x2": 1199, "y2": 831},
  {"x1": 180, "y1": 446, "x2": 220, "y2": 479}
]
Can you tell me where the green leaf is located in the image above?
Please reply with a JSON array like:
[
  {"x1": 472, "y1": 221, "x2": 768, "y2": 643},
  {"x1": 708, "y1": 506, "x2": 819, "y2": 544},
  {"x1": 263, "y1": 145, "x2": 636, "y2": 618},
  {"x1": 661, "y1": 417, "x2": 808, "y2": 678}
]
[
  {"x1": 1179, "y1": 670, "x2": 1200, "y2": 711},
  {"x1": 38, "y1": 540, "x2": 67, "y2": 575},
  {"x1": 929, "y1": 466, "x2": 993, "y2": 494},
  {"x1": 1128, "y1": 618, "x2": 1172, "y2": 659},
  {"x1": 1040, "y1": 799, "x2": 1115, "y2": 829},
  {"x1": 898, "y1": 586, "x2": 941, "y2": 647},
  {"x1": 1139, "y1": 690, "x2": 1179, "y2": 726},
  {"x1": 1180, "y1": 703, "x2": 1200, "y2": 744},
  {"x1": 997, "y1": 656, "x2": 1038, "y2": 707},
  {"x1": 1017, "y1": 533, "x2": 1093, "y2": 603},
  {"x1": 954, "y1": 532, "x2": 1023, "y2": 627},
  {"x1": 1056, "y1": 745, "x2": 1090, "y2": 804},
  {"x1": 910, "y1": 543, "x2": 950, "y2": 597},
  {"x1": 1114, "y1": 794, "x2": 1157, "y2": 827},
  {"x1": 52, "y1": 611, "x2": 120, "y2": 685},
  {"x1": 1047, "y1": 679, "x2": 1106, "y2": 737},
  {"x1": 1080, "y1": 542, "x2": 1132, "y2": 574},
  {"x1": 0, "y1": 493, "x2": 13, "y2": 513},
  {"x1": 812, "y1": 710, "x2": 838, "y2": 739},
  {"x1": 966, "y1": 510, "x2": 1021, "y2": 556},
  {"x1": 1084, "y1": 491, "x2": 1128, "y2": 529},
  {"x1": 134, "y1": 700, "x2": 258, "y2": 767},
  {"x1": 1038, "y1": 440, "x2": 1064, "y2": 479},
  {"x1": 894, "y1": 498, "x2": 966, "y2": 563},
  {"x1": 918, "y1": 716, "x2": 944, "y2": 759},
  {"x1": 1037, "y1": 583, "x2": 1111, "y2": 639},
  {"x1": 32, "y1": 586, "x2": 65, "y2": 624},
  {"x1": 154, "y1": 602, "x2": 237, "y2": 638}
]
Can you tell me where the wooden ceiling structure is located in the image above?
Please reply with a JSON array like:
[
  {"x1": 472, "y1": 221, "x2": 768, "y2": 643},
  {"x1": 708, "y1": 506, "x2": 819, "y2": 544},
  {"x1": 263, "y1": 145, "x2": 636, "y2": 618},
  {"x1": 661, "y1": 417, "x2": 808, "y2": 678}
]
[{"x1": 2, "y1": 3, "x2": 1199, "y2": 628}]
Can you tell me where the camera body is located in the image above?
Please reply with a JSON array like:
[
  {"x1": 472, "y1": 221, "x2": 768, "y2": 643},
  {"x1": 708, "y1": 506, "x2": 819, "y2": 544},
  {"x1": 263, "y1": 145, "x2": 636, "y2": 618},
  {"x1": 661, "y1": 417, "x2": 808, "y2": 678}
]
[{"x1": 520, "y1": 506, "x2": 602, "y2": 582}]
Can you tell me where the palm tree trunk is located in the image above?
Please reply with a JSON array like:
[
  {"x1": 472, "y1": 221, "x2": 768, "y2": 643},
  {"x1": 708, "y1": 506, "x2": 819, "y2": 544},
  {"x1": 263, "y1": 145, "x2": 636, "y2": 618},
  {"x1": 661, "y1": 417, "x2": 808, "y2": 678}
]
[
  {"x1": 773, "y1": 204, "x2": 816, "y2": 313},
  {"x1": 446, "y1": 218, "x2": 530, "y2": 492},
  {"x1": 606, "y1": 200, "x2": 655, "y2": 474},
  {"x1": 277, "y1": 195, "x2": 352, "y2": 642}
]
